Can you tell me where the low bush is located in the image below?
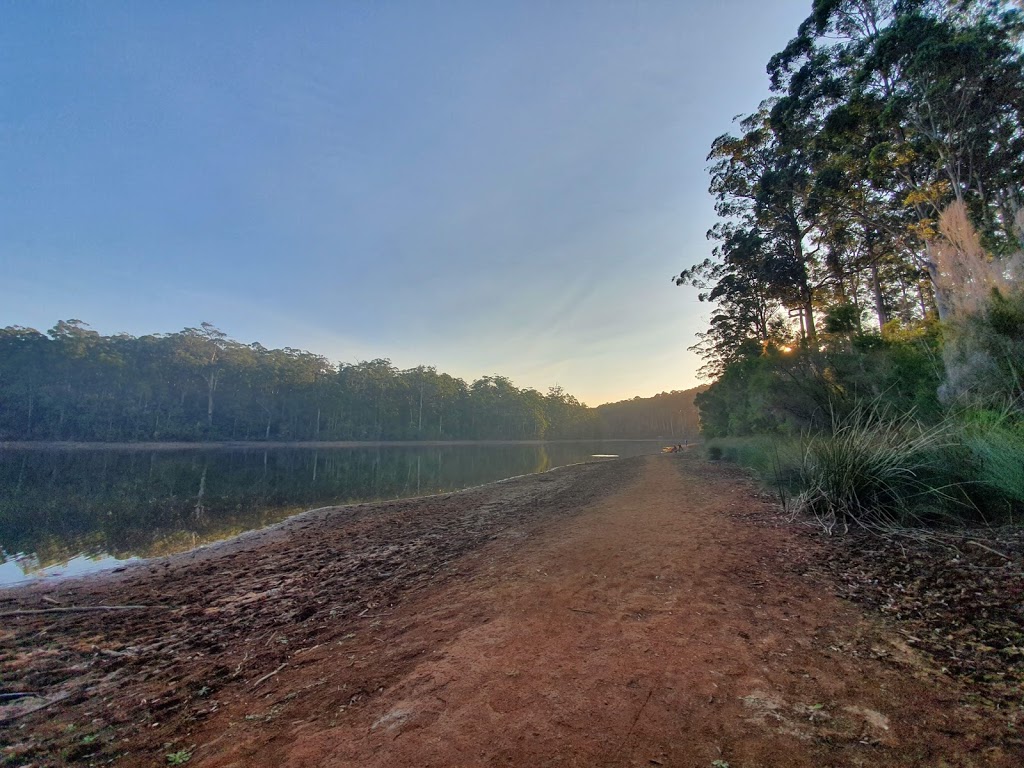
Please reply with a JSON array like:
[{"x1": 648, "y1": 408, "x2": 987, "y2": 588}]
[
  {"x1": 794, "y1": 402, "x2": 957, "y2": 534},
  {"x1": 955, "y1": 407, "x2": 1024, "y2": 520},
  {"x1": 705, "y1": 435, "x2": 802, "y2": 505}
]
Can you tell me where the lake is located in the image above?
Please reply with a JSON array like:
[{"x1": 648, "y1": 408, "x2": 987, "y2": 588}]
[{"x1": 0, "y1": 440, "x2": 667, "y2": 587}]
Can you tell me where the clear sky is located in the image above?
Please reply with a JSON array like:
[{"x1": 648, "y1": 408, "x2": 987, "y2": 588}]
[{"x1": 2, "y1": 1, "x2": 810, "y2": 406}]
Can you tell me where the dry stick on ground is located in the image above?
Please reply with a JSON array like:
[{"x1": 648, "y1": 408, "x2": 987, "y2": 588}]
[
  {"x1": 964, "y1": 539, "x2": 1012, "y2": 560},
  {"x1": 251, "y1": 663, "x2": 287, "y2": 690},
  {"x1": 0, "y1": 605, "x2": 161, "y2": 617},
  {"x1": 0, "y1": 693, "x2": 70, "y2": 725}
]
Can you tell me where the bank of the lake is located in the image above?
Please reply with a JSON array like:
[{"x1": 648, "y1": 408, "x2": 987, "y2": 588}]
[
  {"x1": 0, "y1": 454, "x2": 644, "y2": 765},
  {"x1": 0, "y1": 439, "x2": 667, "y2": 586},
  {"x1": 2, "y1": 453, "x2": 1019, "y2": 767}
]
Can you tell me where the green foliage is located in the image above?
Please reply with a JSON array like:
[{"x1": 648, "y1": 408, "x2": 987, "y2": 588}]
[
  {"x1": 795, "y1": 402, "x2": 957, "y2": 534},
  {"x1": 681, "y1": 2, "x2": 1024, "y2": 532},
  {"x1": 0, "y1": 322, "x2": 601, "y2": 443},
  {"x1": 942, "y1": 287, "x2": 1024, "y2": 407},
  {"x1": 824, "y1": 303, "x2": 861, "y2": 335},
  {"x1": 694, "y1": 326, "x2": 944, "y2": 439},
  {"x1": 166, "y1": 751, "x2": 192, "y2": 765},
  {"x1": 678, "y1": 1, "x2": 1024, "y2": 372},
  {"x1": 695, "y1": 352, "x2": 791, "y2": 437},
  {"x1": 705, "y1": 436, "x2": 802, "y2": 490},
  {"x1": 956, "y1": 407, "x2": 1024, "y2": 514}
]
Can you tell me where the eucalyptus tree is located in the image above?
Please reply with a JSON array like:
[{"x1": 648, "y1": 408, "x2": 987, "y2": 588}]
[
  {"x1": 677, "y1": 223, "x2": 792, "y2": 376},
  {"x1": 544, "y1": 386, "x2": 598, "y2": 439},
  {"x1": 397, "y1": 366, "x2": 469, "y2": 439},
  {"x1": 173, "y1": 323, "x2": 233, "y2": 430},
  {"x1": 768, "y1": 0, "x2": 1024, "y2": 316},
  {"x1": 676, "y1": 102, "x2": 825, "y2": 373},
  {"x1": 0, "y1": 326, "x2": 49, "y2": 437},
  {"x1": 336, "y1": 359, "x2": 401, "y2": 439}
]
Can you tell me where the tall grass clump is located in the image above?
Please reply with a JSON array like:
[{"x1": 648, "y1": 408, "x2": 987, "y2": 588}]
[
  {"x1": 795, "y1": 402, "x2": 956, "y2": 534},
  {"x1": 956, "y1": 406, "x2": 1024, "y2": 518}
]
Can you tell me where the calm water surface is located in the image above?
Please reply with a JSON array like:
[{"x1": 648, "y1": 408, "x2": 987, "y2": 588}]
[{"x1": 0, "y1": 441, "x2": 664, "y2": 586}]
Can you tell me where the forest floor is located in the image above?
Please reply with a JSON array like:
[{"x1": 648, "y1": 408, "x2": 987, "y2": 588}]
[{"x1": 1, "y1": 453, "x2": 1022, "y2": 767}]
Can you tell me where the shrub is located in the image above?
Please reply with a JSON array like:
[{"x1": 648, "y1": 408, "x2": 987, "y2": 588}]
[
  {"x1": 956, "y1": 407, "x2": 1024, "y2": 518},
  {"x1": 795, "y1": 402, "x2": 957, "y2": 534},
  {"x1": 704, "y1": 436, "x2": 803, "y2": 508}
]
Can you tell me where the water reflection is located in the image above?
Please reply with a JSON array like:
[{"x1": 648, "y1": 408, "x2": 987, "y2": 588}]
[{"x1": 0, "y1": 441, "x2": 662, "y2": 586}]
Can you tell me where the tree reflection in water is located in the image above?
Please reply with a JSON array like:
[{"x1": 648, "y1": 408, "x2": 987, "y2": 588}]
[{"x1": 0, "y1": 441, "x2": 661, "y2": 584}]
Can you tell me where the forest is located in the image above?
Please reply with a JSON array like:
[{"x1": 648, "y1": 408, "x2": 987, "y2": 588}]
[
  {"x1": 678, "y1": 0, "x2": 1024, "y2": 530},
  {"x1": 0, "y1": 320, "x2": 701, "y2": 443}
]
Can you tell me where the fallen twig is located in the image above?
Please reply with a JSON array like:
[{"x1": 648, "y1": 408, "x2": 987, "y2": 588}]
[
  {"x1": 964, "y1": 540, "x2": 1012, "y2": 561},
  {"x1": 609, "y1": 688, "x2": 654, "y2": 763},
  {"x1": 0, "y1": 693, "x2": 69, "y2": 724},
  {"x1": 251, "y1": 663, "x2": 287, "y2": 690},
  {"x1": 0, "y1": 605, "x2": 160, "y2": 617}
]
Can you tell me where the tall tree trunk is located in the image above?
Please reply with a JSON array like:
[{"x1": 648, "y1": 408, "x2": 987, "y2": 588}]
[
  {"x1": 205, "y1": 371, "x2": 217, "y2": 427},
  {"x1": 922, "y1": 242, "x2": 951, "y2": 322},
  {"x1": 417, "y1": 385, "x2": 424, "y2": 435},
  {"x1": 871, "y1": 260, "x2": 889, "y2": 330},
  {"x1": 802, "y1": 295, "x2": 817, "y2": 345}
]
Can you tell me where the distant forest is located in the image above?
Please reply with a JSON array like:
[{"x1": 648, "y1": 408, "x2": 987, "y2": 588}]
[{"x1": 0, "y1": 321, "x2": 702, "y2": 443}]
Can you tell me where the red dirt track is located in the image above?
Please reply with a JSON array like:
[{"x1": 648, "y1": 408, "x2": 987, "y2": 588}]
[{"x1": 2, "y1": 454, "x2": 1019, "y2": 766}]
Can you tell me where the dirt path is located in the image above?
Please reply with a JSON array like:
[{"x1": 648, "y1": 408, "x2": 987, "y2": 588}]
[
  {"x1": 2, "y1": 454, "x2": 1018, "y2": 766},
  {"x1": 197, "y1": 455, "x2": 1014, "y2": 767}
]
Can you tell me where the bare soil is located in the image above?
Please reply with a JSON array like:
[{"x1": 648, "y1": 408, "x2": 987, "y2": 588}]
[{"x1": 2, "y1": 454, "x2": 1021, "y2": 767}]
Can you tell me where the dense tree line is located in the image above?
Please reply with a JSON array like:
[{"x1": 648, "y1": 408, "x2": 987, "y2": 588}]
[
  {"x1": 679, "y1": 0, "x2": 1022, "y2": 367},
  {"x1": 594, "y1": 387, "x2": 704, "y2": 440},
  {"x1": 679, "y1": 0, "x2": 1024, "y2": 430},
  {"x1": 0, "y1": 321, "x2": 604, "y2": 442},
  {"x1": 0, "y1": 321, "x2": 708, "y2": 442},
  {"x1": 680, "y1": 0, "x2": 1024, "y2": 525}
]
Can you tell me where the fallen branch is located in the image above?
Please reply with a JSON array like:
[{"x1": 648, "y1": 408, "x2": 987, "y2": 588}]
[
  {"x1": 251, "y1": 663, "x2": 287, "y2": 690},
  {"x1": 0, "y1": 693, "x2": 69, "y2": 724},
  {"x1": 964, "y1": 540, "x2": 1012, "y2": 561},
  {"x1": 0, "y1": 605, "x2": 160, "y2": 617}
]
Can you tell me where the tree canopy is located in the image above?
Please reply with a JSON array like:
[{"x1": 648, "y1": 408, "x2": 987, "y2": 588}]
[
  {"x1": 678, "y1": 0, "x2": 1024, "y2": 374},
  {"x1": 0, "y1": 321, "x2": 703, "y2": 443}
]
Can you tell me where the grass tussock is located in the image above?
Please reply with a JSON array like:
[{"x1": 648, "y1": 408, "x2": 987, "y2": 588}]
[
  {"x1": 704, "y1": 400, "x2": 1024, "y2": 535},
  {"x1": 956, "y1": 406, "x2": 1024, "y2": 515},
  {"x1": 794, "y1": 403, "x2": 958, "y2": 534}
]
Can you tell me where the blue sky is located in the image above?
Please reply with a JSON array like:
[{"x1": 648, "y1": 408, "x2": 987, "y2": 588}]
[{"x1": 2, "y1": 1, "x2": 811, "y2": 405}]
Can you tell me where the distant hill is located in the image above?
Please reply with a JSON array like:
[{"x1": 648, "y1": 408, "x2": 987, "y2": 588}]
[{"x1": 595, "y1": 385, "x2": 706, "y2": 440}]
